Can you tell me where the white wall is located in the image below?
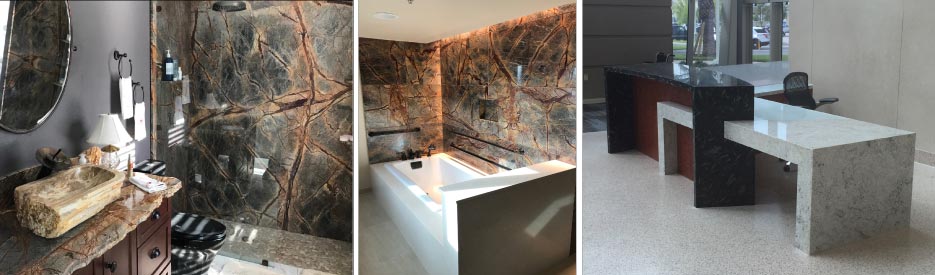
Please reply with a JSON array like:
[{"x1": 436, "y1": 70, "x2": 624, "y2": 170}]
[{"x1": 790, "y1": 0, "x2": 935, "y2": 156}]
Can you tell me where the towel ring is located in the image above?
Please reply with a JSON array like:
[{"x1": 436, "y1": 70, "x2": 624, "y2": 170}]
[
  {"x1": 114, "y1": 50, "x2": 132, "y2": 78},
  {"x1": 132, "y1": 82, "x2": 144, "y2": 103}
]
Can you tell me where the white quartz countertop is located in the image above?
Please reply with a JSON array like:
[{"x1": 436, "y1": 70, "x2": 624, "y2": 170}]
[{"x1": 725, "y1": 98, "x2": 914, "y2": 150}]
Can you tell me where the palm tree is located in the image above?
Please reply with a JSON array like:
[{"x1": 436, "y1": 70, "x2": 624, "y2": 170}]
[{"x1": 696, "y1": 0, "x2": 716, "y2": 57}]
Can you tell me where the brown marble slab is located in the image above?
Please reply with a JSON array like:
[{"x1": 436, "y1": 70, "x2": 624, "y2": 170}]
[
  {"x1": 152, "y1": 1, "x2": 353, "y2": 241},
  {"x1": 0, "y1": 168, "x2": 182, "y2": 275}
]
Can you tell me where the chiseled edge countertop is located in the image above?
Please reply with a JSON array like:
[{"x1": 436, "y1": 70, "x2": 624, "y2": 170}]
[
  {"x1": 0, "y1": 171, "x2": 181, "y2": 274},
  {"x1": 604, "y1": 63, "x2": 753, "y2": 89}
]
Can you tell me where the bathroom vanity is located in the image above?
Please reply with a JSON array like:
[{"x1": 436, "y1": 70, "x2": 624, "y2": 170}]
[{"x1": 0, "y1": 165, "x2": 181, "y2": 275}]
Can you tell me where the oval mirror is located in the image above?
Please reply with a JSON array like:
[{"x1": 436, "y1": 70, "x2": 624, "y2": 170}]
[{"x1": 0, "y1": 1, "x2": 72, "y2": 133}]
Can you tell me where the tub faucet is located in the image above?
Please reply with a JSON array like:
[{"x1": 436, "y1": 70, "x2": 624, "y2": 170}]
[{"x1": 426, "y1": 144, "x2": 436, "y2": 157}]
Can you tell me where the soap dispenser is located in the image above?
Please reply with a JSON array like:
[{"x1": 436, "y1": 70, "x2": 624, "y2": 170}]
[{"x1": 163, "y1": 50, "x2": 175, "y2": 81}]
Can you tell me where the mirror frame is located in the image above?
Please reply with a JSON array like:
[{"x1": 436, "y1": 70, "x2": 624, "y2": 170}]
[{"x1": 0, "y1": 0, "x2": 73, "y2": 134}]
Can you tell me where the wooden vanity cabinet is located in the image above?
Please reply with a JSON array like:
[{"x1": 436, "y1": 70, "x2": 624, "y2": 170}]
[{"x1": 73, "y1": 198, "x2": 172, "y2": 275}]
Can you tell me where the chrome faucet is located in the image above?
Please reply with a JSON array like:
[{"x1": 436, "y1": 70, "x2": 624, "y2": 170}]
[{"x1": 426, "y1": 144, "x2": 436, "y2": 157}]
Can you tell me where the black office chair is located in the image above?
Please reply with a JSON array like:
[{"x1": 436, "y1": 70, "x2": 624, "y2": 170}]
[
  {"x1": 781, "y1": 72, "x2": 839, "y2": 171},
  {"x1": 783, "y1": 72, "x2": 838, "y2": 110},
  {"x1": 655, "y1": 52, "x2": 668, "y2": 63}
]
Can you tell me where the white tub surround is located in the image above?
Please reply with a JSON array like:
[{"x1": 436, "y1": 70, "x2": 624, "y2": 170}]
[
  {"x1": 441, "y1": 160, "x2": 576, "y2": 275},
  {"x1": 370, "y1": 154, "x2": 575, "y2": 275},
  {"x1": 725, "y1": 98, "x2": 916, "y2": 254},
  {"x1": 657, "y1": 101, "x2": 693, "y2": 175}
]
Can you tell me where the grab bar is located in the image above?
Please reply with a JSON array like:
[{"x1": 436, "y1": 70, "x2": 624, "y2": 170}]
[
  {"x1": 451, "y1": 131, "x2": 524, "y2": 154},
  {"x1": 449, "y1": 143, "x2": 512, "y2": 171},
  {"x1": 368, "y1": 127, "x2": 421, "y2": 137}
]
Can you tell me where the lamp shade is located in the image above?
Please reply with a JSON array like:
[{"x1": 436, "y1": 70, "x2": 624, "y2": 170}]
[{"x1": 86, "y1": 114, "x2": 134, "y2": 146}]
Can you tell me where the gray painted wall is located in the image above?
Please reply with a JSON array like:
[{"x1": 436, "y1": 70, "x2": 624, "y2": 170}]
[
  {"x1": 583, "y1": 0, "x2": 672, "y2": 101},
  {"x1": 0, "y1": 1, "x2": 151, "y2": 176},
  {"x1": 790, "y1": 0, "x2": 935, "y2": 156}
]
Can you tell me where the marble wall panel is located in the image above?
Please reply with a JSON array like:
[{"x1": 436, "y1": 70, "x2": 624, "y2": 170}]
[
  {"x1": 152, "y1": 1, "x2": 353, "y2": 241},
  {"x1": 359, "y1": 39, "x2": 443, "y2": 163},
  {"x1": 440, "y1": 5, "x2": 578, "y2": 173}
]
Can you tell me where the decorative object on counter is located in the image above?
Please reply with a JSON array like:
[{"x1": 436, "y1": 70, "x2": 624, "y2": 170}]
[
  {"x1": 78, "y1": 153, "x2": 88, "y2": 165},
  {"x1": 101, "y1": 145, "x2": 120, "y2": 169},
  {"x1": 14, "y1": 165, "x2": 124, "y2": 238},
  {"x1": 84, "y1": 146, "x2": 102, "y2": 165},
  {"x1": 127, "y1": 156, "x2": 134, "y2": 178},
  {"x1": 87, "y1": 114, "x2": 134, "y2": 169},
  {"x1": 163, "y1": 50, "x2": 175, "y2": 81},
  {"x1": 0, "y1": 1, "x2": 72, "y2": 133},
  {"x1": 35, "y1": 147, "x2": 72, "y2": 179}
]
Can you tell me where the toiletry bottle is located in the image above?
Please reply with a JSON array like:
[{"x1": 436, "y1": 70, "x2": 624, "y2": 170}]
[
  {"x1": 163, "y1": 50, "x2": 175, "y2": 81},
  {"x1": 176, "y1": 66, "x2": 183, "y2": 81},
  {"x1": 78, "y1": 153, "x2": 88, "y2": 165}
]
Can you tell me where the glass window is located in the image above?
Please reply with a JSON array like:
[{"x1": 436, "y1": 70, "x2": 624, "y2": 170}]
[{"x1": 672, "y1": 0, "x2": 689, "y2": 62}]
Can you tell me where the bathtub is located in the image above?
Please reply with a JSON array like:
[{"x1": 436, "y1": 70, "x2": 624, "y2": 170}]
[
  {"x1": 385, "y1": 153, "x2": 487, "y2": 207},
  {"x1": 370, "y1": 153, "x2": 576, "y2": 275},
  {"x1": 370, "y1": 153, "x2": 485, "y2": 274}
]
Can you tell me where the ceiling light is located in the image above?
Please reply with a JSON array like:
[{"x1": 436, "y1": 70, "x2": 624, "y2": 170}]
[{"x1": 373, "y1": 12, "x2": 399, "y2": 20}]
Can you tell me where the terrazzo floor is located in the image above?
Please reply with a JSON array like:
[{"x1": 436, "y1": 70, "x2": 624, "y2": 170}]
[
  {"x1": 359, "y1": 191, "x2": 576, "y2": 275},
  {"x1": 582, "y1": 131, "x2": 935, "y2": 274}
]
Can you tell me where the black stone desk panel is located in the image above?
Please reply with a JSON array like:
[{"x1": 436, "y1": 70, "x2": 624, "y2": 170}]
[{"x1": 604, "y1": 63, "x2": 755, "y2": 208}]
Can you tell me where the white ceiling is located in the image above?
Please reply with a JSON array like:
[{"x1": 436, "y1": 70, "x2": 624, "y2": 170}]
[{"x1": 359, "y1": 0, "x2": 575, "y2": 43}]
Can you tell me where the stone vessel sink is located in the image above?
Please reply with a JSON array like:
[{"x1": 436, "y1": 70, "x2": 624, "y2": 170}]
[{"x1": 14, "y1": 165, "x2": 124, "y2": 238}]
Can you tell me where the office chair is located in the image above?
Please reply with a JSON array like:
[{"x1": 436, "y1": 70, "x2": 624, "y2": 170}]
[
  {"x1": 781, "y1": 72, "x2": 839, "y2": 171},
  {"x1": 655, "y1": 52, "x2": 668, "y2": 63},
  {"x1": 783, "y1": 72, "x2": 838, "y2": 110}
]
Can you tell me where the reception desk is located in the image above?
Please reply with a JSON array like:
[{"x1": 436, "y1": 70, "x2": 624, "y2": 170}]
[
  {"x1": 606, "y1": 62, "x2": 916, "y2": 254},
  {"x1": 604, "y1": 63, "x2": 756, "y2": 207}
]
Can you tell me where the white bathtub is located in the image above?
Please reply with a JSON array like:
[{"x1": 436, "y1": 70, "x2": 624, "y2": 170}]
[{"x1": 385, "y1": 153, "x2": 487, "y2": 207}]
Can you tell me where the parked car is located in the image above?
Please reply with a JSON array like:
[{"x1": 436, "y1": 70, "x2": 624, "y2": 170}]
[
  {"x1": 672, "y1": 24, "x2": 687, "y2": 40},
  {"x1": 753, "y1": 27, "x2": 770, "y2": 49}
]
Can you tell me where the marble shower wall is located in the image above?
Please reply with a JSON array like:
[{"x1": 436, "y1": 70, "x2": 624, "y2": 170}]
[
  {"x1": 360, "y1": 5, "x2": 576, "y2": 173},
  {"x1": 440, "y1": 4, "x2": 577, "y2": 173},
  {"x1": 359, "y1": 39, "x2": 442, "y2": 163},
  {"x1": 152, "y1": 1, "x2": 353, "y2": 241}
]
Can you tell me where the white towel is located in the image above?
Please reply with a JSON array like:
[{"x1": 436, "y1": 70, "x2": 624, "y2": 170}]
[
  {"x1": 129, "y1": 174, "x2": 166, "y2": 193},
  {"x1": 134, "y1": 102, "x2": 146, "y2": 140},
  {"x1": 119, "y1": 77, "x2": 134, "y2": 119}
]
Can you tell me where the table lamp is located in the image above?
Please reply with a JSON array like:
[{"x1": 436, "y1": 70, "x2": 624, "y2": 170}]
[{"x1": 86, "y1": 114, "x2": 134, "y2": 169}]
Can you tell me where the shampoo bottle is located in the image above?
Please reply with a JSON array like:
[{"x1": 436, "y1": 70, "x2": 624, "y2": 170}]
[{"x1": 163, "y1": 50, "x2": 175, "y2": 81}]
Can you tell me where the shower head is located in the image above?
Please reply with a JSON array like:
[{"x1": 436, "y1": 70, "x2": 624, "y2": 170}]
[{"x1": 212, "y1": 1, "x2": 247, "y2": 12}]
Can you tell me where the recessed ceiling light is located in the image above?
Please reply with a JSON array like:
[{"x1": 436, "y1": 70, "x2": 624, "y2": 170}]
[{"x1": 373, "y1": 12, "x2": 399, "y2": 20}]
